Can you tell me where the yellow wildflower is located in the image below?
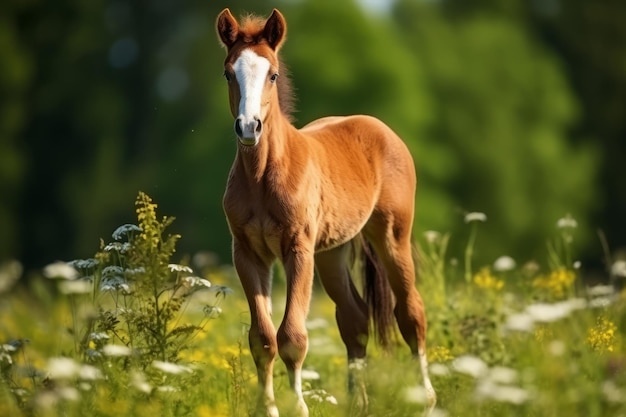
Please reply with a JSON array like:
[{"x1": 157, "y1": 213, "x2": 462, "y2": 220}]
[
  {"x1": 428, "y1": 345, "x2": 454, "y2": 363},
  {"x1": 586, "y1": 316, "x2": 617, "y2": 353},
  {"x1": 473, "y1": 267, "x2": 504, "y2": 291},
  {"x1": 532, "y1": 268, "x2": 575, "y2": 299}
]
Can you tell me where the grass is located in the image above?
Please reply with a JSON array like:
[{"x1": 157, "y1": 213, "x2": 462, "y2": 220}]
[{"x1": 1, "y1": 194, "x2": 625, "y2": 417}]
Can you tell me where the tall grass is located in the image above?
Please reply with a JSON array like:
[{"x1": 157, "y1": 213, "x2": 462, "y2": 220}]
[{"x1": 1, "y1": 195, "x2": 625, "y2": 416}]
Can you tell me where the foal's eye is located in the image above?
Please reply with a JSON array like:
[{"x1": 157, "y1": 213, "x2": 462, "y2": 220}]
[
  {"x1": 270, "y1": 73, "x2": 279, "y2": 83},
  {"x1": 223, "y1": 71, "x2": 231, "y2": 82}
]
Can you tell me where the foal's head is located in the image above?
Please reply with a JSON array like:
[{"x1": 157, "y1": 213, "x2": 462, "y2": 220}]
[{"x1": 217, "y1": 8, "x2": 288, "y2": 147}]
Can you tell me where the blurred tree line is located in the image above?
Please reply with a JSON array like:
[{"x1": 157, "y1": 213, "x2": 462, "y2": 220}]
[{"x1": 1, "y1": 0, "x2": 624, "y2": 276}]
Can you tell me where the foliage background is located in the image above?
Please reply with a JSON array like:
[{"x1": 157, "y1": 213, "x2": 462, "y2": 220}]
[{"x1": 1, "y1": 0, "x2": 625, "y2": 276}]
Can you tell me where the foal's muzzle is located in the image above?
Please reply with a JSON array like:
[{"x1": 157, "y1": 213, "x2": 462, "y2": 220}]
[{"x1": 234, "y1": 116, "x2": 262, "y2": 146}]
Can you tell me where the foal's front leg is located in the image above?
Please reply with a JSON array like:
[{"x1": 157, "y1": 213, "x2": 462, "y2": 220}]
[
  {"x1": 277, "y1": 246, "x2": 315, "y2": 417},
  {"x1": 233, "y1": 241, "x2": 278, "y2": 417}
]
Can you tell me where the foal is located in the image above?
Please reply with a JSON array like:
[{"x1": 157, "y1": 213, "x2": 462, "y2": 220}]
[{"x1": 216, "y1": 8, "x2": 435, "y2": 416}]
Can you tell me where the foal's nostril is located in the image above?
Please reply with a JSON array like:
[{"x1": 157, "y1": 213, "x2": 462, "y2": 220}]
[
  {"x1": 234, "y1": 118, "x2": 243, "y2": 137},
  {"x1": 255, "y1": 119, "x2": 262, "y2": 134}
]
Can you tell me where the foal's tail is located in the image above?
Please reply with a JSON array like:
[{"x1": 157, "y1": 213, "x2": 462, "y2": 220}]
[{"x1": 361, "y1": 237, "x2": 395, "y2": 349}]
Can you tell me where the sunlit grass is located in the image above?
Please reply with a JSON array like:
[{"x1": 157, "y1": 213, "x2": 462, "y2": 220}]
[{"x1": 1, "y1": 197, "x2": 626, "y2": 416}]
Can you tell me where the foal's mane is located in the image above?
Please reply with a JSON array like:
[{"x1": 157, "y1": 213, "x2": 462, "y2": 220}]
[{"x1": 238, "y1": 13, "x2": 296, "y2": 122}]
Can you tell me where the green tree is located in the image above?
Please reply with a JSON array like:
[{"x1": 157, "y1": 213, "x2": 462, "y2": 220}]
[{"x1": 394, "y1": 0, "x2": 599, "y2": 264}]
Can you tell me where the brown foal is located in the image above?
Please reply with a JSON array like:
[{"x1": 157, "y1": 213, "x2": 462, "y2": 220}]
[{"x1": 216, "y1": 8, "x2": 435, "y2": 416}]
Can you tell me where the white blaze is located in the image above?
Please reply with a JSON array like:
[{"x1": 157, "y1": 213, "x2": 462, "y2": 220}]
[{"x1": 233, "y1": 49, "x2": 271, "y2": 125}]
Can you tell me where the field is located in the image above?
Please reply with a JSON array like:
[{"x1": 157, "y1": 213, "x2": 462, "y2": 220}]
[{"x1": 1, "y1": 193, "x2": 625, "y2": 417}]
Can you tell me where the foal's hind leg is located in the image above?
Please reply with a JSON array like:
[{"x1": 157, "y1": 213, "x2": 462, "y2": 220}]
[
  {"x1": 315, "y1": 243, "x2": 370, "y2": 413},
  {"x1": 366, "y1": 223, "x2": 437, "y2": 412}
]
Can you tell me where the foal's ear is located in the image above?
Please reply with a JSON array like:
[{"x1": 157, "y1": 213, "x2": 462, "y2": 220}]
[
  {"x1": 216, "y1": 8, "x2": 239, "y2": 48},
  {"x1": 263, "y1": 9, "x2": 287, "y2": 51}
]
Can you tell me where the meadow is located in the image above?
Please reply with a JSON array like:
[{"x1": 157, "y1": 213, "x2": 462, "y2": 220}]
[{"x1": 1, "y1": 193, "x2": 625, "y2": 417}]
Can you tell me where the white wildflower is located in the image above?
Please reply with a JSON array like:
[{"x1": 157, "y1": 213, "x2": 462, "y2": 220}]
[
  {"x1": 452, "y1": 355, "x2": 488, "y2": 378},
  {"x1": 89, "y1": 332, "x2": 110, "y2": 341},
  {"x1": 464, "y1": 212, "x2": 487, "y2": 223},
  {"x1": 131, "y1": 371, "x2": 152, "y2": 394},
  {"x1": 102, "y1": 344, "x2": 133, "y2": 357},
  {"x1": 301, "y1": 369, "x2": 321, "y2": 380},
  {"x1": 58, "y1": 279, "x2": 92, "y2": 295},
  {"x1": 100, "y1": 277, "x2": 130, "y2": 293},
  {"x1": 525, "y1": 298, "x2": 586, "y2": 323},
  {"x1": 348, "y1": 358, "x2": 367, "y2": 371},
  {"x1": 423, "y1": 230, "x2": 441, "y2": 244},
  {"x1": 168, "y1": 264, "x2": 193, "y2": 274},
  {"x1": 493, "y1": 256, "x2": 516, "y2": 272},
  {"x1": 404, "y1": 385, "x2": 428, "y2": 404},
  {"x1": 476, "y1": 380, "x2": 529, "y2": 404},
  {"x1": 602, "y1": 380, "x2": 626, "y2": 403},
  {"x1": 573, "y1": 260, "x2": 582, "y2": 269},
  {"x1": 303, "y1": 389, "x2": 338, "y2": 405},
  {"x1": 611, "y1": 260, "x2": 626, "y2": 278},
  {"x1": 181, "y1": 276, "x2": 211, "y2": 289},
  {"x1": 429, "y1": 363, "x2": 450, "y2": 377},
  {"x1": 43, "y1": 262, "x2": 78, "y2": 280},
  {"x1": 56, "y1": 386, "x2": 80, "y2": 401},
  {"x1": 46, "y1": 357, "x2": 81, "y2": 379},
  {"x1": 488, "y1": 366, "x2": 518, "y2": 385},
  {"x1": 151, "y1": 360, "x2": 193, "y2": 375},
  {"x1": 587, "y1": 285, "x2": 615, "y2": 297},
  {"x1": 556, "y1": 214, "x2": 577, "y2": 229},
  {"x1": 112, "y1": 224, "x2": 141, "y2": 240},
  {"x1": 157, "y1": 385, "x2": 178, "y2": 393},
  {"x1": 78, "y1": 365, "x2": 103, "y2": 380},
  {"x1": 102, "y1": 265, "x2": 124, "y2": 278},
  {"x1": 68, "y1": 258, "x2": 99, "y2": 270}
]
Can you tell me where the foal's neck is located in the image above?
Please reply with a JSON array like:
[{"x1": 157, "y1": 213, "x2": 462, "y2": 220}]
[{"x1": 237, "y1": 109, "x2": 297, "y2": 183}]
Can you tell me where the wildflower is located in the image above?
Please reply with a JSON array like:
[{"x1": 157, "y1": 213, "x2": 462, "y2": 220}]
[
  {"x1": 611, "y1": 260, "x2": 626, "y2": 278},
  {"x1": 103, "y1": 242, "x2": 131, "y2": 253},
  {"x1": 100, "y1": 276, "x2": 130, "y2": 293},
  {"x1": 46, "y1": 357, "x2": 82, "y2": 379},
  {"x1": 473, "y1": 267, "x2": 504, "y2": 291},
  {"x1": 464, "y1": 212, "x2": 487, "y2": 223},
  {"x1": 526, "y1": 298, "x2": 586, "y2": 323},
  {"x1": 112, "y1": 224, "x2": 142, "y2": 241},
  {"x1": 68, "y1": 258, "x2": 99, "y2": 270},
  {"x1": 303, "y1": 389, "x2": 338, "y2": 405},
  {"x1": 301, "y1": 369, "x2": 321, "y2": 380},
  {"x1": 556, "y1": 214, "x2": 578, "y2": 229},
  {"x1": 43, "y1": 262, "x2": 79, "y2": 280},
  {"x1": 602, "y1": 380, "x2": 626, "y2": 403},
  {"x1": 429, "y1": 363, "x2": 451, "y2": 377},
  {"x1": 157, "y1": 385, "x2": 178, "y2": 393},
  {"x1": 586, "y1": 316, "x2": 617, "y2": 353},
  {"x1": 452, "y1": 355, "x2": 488, "y2": 378},
  {"x1": 404, "y1": 385, "x2": 429, "y2": 404},
  {"x1": 181, "y1": 276, "x2": 212, "y2": 289},
  {"x1": 58, "y1": 279, "x2": 92, "y2": 295},
  {"x1": 151, "y1": 360, "x2": 193, "y2": 375},
  {"x1": 168, "y1": 264, "x2": 193, "y2": 274},
  {"x1": 131, "y1": 371, "x2": 152, "y2": 394},
  {"x1": 476, "y1": 380, "x2": 529, "y2": 404},
  {"x1": 423, "y1": 230, "x2": 441, "y2": 244},
  {"x1": 488, "y1": 366, "x2": 518, "y2": 385},
  {"x1": 428, "y1": 346, "x2": 454, "y2": 363},
  {"x1": 504, "y1": 312, "x2": 534, "y2": 332},
  {"x1": 102, "y1": 344, "x2": 133, "y2": 357},
  {"x1": 493, "y1": 256, "x2": 516, "y2": 272},
  {"x1": 102, "y1": 265, "x2": 124, "y2": 278},
  {"x1": 78, "y1": 365, "x2": 103, "y2": 380},
  {"x1": 531, "y1": 267, "x2": 576, "y2": 299}
]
